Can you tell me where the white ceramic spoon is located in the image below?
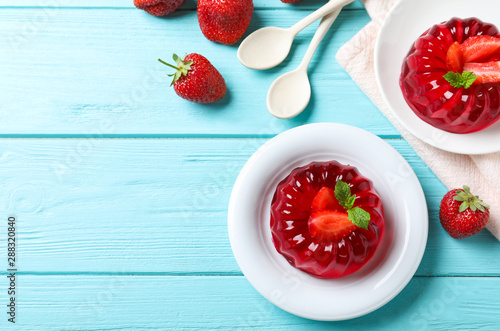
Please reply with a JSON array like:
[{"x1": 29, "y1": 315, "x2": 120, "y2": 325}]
[
  {"x1": 267, "y1": 9, "x2": 340, "y2": 119},
  {"x1": 237, "y1": 0, "x2": 354, "y2": 70}
]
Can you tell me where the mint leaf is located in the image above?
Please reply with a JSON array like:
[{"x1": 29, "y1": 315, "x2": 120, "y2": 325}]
[
  {"x1": 461, "y1": 72, "x2": 477, "y2": 89},
  {"x1": 347, "y1": 207, "x2": 370, "y2": 230},
  {"x1": 346, "y1": 195, "x2": 356, "y2": 209},
  {"x1": 443, "y1": 72, "x2": 461, "y2": 87},
  {"x1": 443, "y1": 71, "x2": 477, "y2": 89},
  {"x1": 334, "y1": 180, "x2": 351, "y2": 208}
]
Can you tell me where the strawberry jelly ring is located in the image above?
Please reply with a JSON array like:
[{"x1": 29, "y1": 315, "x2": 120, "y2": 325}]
[
  {"x1": 270, "y1": 160, "x2": 385, "y2": 279},
  {"x1": 400, "y1": 17, "x2": 500, "y2": 134}
]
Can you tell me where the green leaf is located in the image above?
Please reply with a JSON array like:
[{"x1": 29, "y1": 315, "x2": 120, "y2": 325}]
[
  {"x1": 334, "y1": 180, "x2": 351, "y2": 208},
  {"x1": 443, "y1": 72, "x2": 459, "y2": 86},
  {"x1": 348, "y1": 207, "x2": 370, "y2": 230},
  {"x1": 461, "y1": 72, "x2": 477, "y2": 89},
  {"x1": 479, "y1": 200, "x2": 490, "y2": 209},
  {"x1": 173, "y1": 53, "x2": 180, "y2": 64},
  {"x1": 453, "y1": 195, "x2": 465, "y2": 202},
  {"x1": 346, "y1": 195, "x2": 356, "y2": 209},
  {"x1": 459, "y1": 201, "x2": 468, "y2": 213},
  {"x1": 443, "y1": 71, "x2": 477, "y2": 89}
]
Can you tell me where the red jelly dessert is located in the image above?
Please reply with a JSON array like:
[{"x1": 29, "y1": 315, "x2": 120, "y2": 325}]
[
  {"x1": 400, "y1": 17, "x2": 500, "y2": 134},
  {"x1": 270, "y1": 161, "x2": 385, "y2": 279}
]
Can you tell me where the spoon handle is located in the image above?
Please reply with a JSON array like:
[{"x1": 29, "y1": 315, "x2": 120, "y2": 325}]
[
  {"x1": 289, "y1": 0, "x2": 354, "y2": 36},
  {"x1": 298, "y1": 9, "x2": 340, "y2": 72}
]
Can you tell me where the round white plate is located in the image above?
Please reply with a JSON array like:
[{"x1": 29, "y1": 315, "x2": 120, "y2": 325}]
[
  {"x1": 228, "y1": 123, "x2": 428, "y2": 321},
  {"x1": 375, "y1": 0, "x2": 500, "y2": 154}
]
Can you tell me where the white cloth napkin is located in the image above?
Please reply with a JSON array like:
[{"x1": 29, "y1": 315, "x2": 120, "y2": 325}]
[{"x1": 336, "y1": 0, "x2": 500, "y2": 240}]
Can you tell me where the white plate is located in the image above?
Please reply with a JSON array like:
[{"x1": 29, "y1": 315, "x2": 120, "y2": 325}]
[
  {"x1": 375, "y1": 0, "x2": 500, "y2": 155},
  {"x1": 228, "y1": 123, "x2": 428, "y2": 321}
]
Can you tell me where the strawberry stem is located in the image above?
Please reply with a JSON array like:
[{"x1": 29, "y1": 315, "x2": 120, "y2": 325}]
[
  {"x1": 454, "y1": 185, "x2": 490, "y2": 213},
  {"x1": 158, "y1": 58, "x2": 179, "y2": 70}
]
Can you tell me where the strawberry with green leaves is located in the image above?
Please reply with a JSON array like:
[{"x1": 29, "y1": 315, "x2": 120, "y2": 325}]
[
  {"x1": 133, "y1": 0, "x2": 185, "y2": 16},
  {"x1": 197, "y1": 0, "x2": 253, "y2": 45},
  {"x1": 159, "y1": 53, "x2": 226, "y2": 104},
  {"x1": 439, "y1": 185, "x2": 490, "y2": 239}
]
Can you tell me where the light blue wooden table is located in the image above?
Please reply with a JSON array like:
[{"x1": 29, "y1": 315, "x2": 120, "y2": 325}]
[{"x1": 1, "y1": 0, "x2": 499, "y2": 329}]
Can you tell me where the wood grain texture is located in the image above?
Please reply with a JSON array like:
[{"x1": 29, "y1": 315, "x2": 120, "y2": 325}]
[
  {"x1": 1, "y1": 275, "x2": 499, "y2": 330},
  {"x1": 0, "y1": 8, "x2": 395, "y2": 136},
  {"x1": 1, "y1": 138, "x2": 498, "y2": 275}
]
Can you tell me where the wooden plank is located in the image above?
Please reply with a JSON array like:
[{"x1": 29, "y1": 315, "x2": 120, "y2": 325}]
[
  {"x1": 1, "y1": 138, "x2": 498, "y2": 275},
  {"x1": 0, "y1": 8, "x2": 392, "y2": 136},
  {"x1": 0, "y1": 0, "x2": 366, "y2": 10},
  {"x1": 1, "y1": 275, "x2": 499, "y2": 329}
]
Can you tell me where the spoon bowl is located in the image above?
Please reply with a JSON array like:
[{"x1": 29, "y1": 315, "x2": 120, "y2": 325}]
[
  {"x1": 267, "y1": 69, "x2": 311, "y2": 119},
  {"x1": 237, "y1": 27, "x2": 294, "y2": 70}
]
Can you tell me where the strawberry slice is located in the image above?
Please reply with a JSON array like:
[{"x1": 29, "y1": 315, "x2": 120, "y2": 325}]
[
  {"x1": 310, "y1": 187, "x2": 343, "y2": 213},
  {"x1": 460, "y1": 35, "x2": 500, "y2": 63},
  {"x1": 308, "y1": 210, "x2": 357, "y2": 242},
  {"x1": 446, "y1": 41, "x2": 463, "y2": 72},
  {"x1": 463, "y1": 61, "x2": 500, "y2": 84}
]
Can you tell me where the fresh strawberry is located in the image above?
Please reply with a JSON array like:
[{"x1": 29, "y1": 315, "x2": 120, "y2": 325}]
[
  {"x1": 159, "y1": 53, "x2": 226, "y2": 103},
  {"x1": 439, "y1": 185, "x2": 490, "y2": 239},
  {"x1": 197, "y1": 0, "x2": 253, "y2": 45},
  {"x1": 310, "y1": 187, "x2": 342, "y2": 213},
  {"x1": 133, "y1": 0, "x2": 185, "y2": 16},
  {"x1": 460, "y1": 35, "x2": 500, "y2": 63},
  {"x1": 308, "y1": 210, "x2": 357, "y2": 242},
  {"x1": 463, "y1": 61, "x2": 500, "y2": 84},
  {"x1": 446, "y1": 41, "x2": 463, "y2": 72}
]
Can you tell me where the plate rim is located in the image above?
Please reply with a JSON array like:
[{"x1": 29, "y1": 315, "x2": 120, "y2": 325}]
[{"x1": 228, "y1": 123, "x2": 428, "y2": 321}]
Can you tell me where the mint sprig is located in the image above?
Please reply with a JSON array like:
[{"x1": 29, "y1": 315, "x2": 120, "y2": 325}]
[
  {"x1": 443, "y1": 71, "x2": 477, "y2": 89},
  {"x1": 334, "y1": 180, "x2": 370, "y2": 230}
]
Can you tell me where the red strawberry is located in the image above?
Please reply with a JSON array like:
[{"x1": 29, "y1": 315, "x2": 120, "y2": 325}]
[
  {"x1": 159, "y1": 53, "x2": 226, "y2": 103},
  {"x1": 460, "y1": 35, "x2": 500, "y2": 63},
  {"x1": 281, "y1": 0, "x2": 304, "y2": 3},
  {"x1": 446, "y1": 41, "x2": 463, "y2": 72},
  {"x1": 310, "y1": 187, "x2": 343, "y2": 213},
  {"x1": 308, "y1": 210, "x2": 357, "y2": 242},
  {"x1": 197, "y1": 0, "x2": 253, "y2": 45},
  {"x1": 133, "y1": 0, "x2": 185, "y2": 16},
  {"x1": 463, "y1": 61, "x2": 500, "y2": 84},
  {"x1": 439, "y1": 185, "x2": 490, "y2": 239}
]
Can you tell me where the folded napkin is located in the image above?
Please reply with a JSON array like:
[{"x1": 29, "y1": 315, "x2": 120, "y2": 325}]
[{"x1": 336, "y1": 0, "x2": 500, "y2": 240}]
